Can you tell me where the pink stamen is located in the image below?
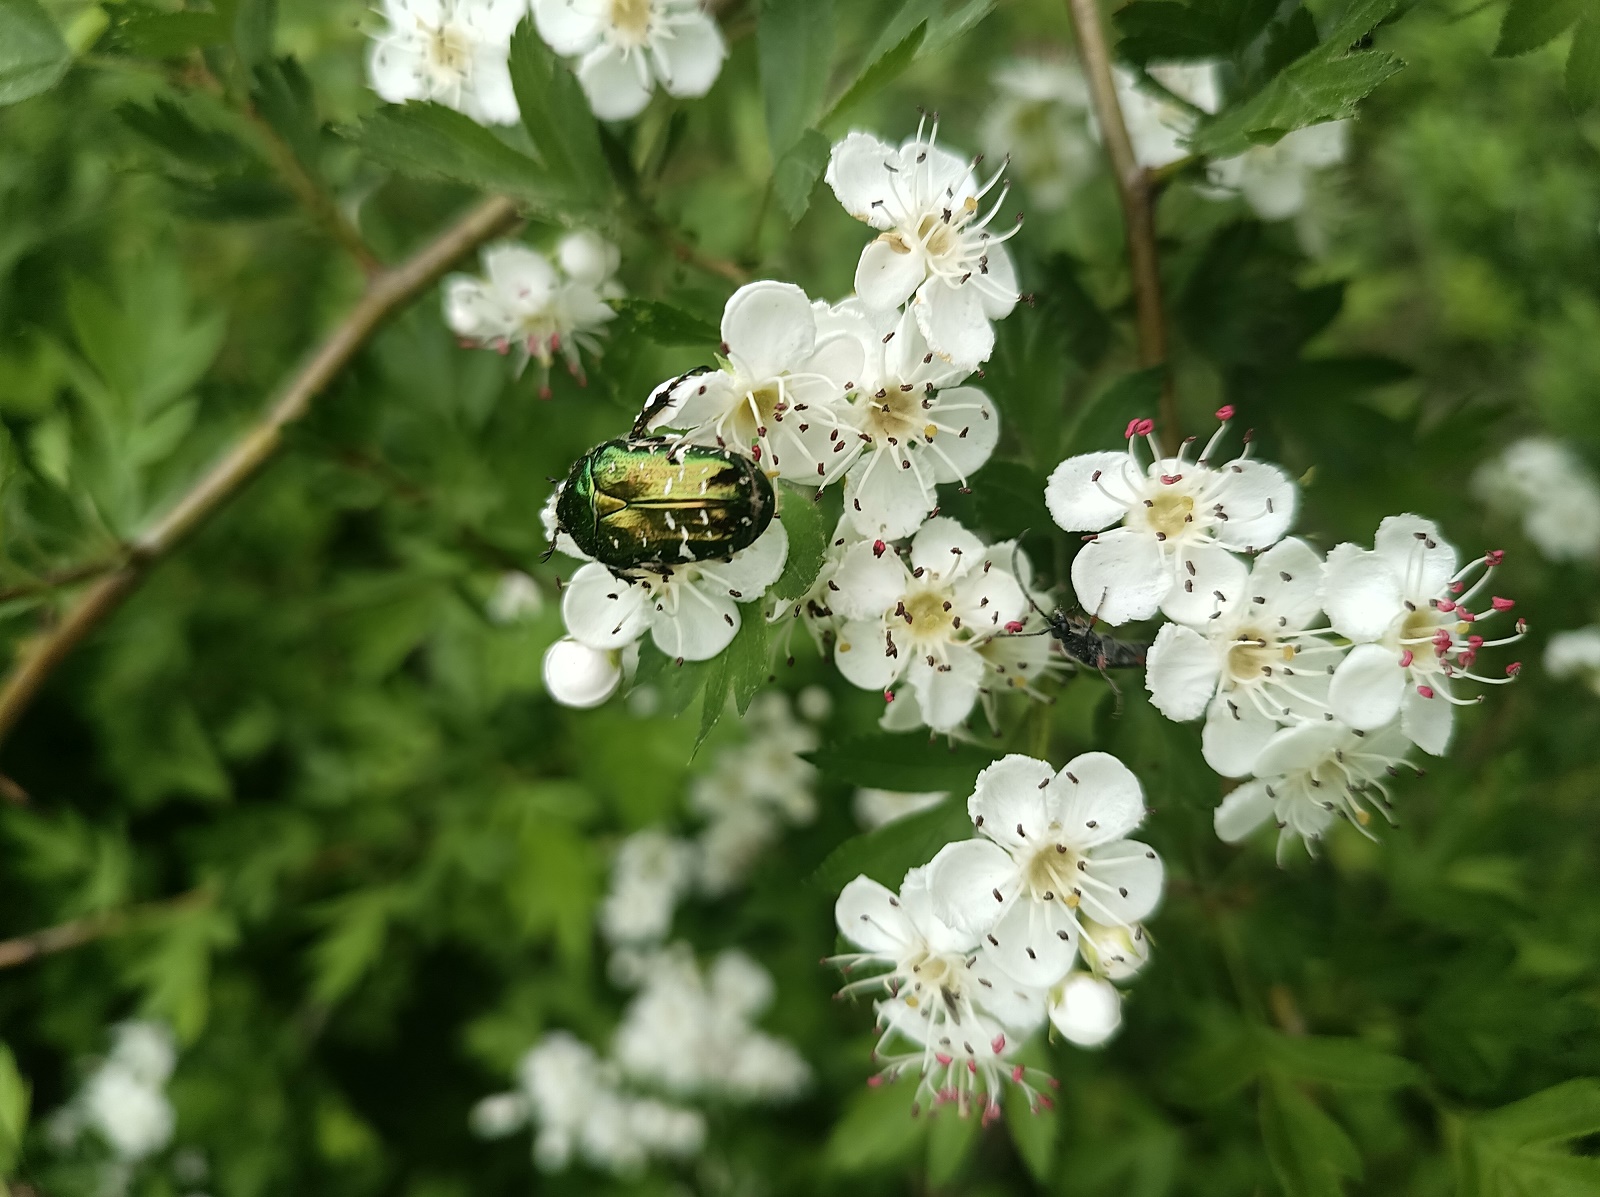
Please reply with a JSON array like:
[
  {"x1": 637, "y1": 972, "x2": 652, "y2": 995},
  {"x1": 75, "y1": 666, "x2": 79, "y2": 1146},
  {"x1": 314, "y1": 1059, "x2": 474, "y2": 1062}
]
[
  {"x1": 1485, "y1": 550, "x2": 1505, "y2": 566},
  {"x1": 1124, "y1": 417, "x2": 1155, "y2": 439},
  {"x1": 1160, "y1": 473, "x2": 1183, "y2": 485},
  {"x1": 1004, "y1": 620, "x2": 1025, "y2": 633},
  {"x1": 866, "y1": 1074, "x2": 883, "y2": 1088},
  {"x1": 1011, "y1": 1065, "x2": 1025, "y2": 1082},
  {"x1": 1450, "y1": 581, "x2": 1464, "y2": 594},
  {"x1": 1399, "y1": 650, "x2": 1414, "y2": 668},
  {"x1": 1506, "y1": 661, "x2": 1523, "y2": 677},
  {"x1": 1436, "y1": 600, "x2": 1456, "y2": 613},
  {"x1": 1467, "y1": 635, "x2": 1484, "y2": 649},
  {"x1": 1215, "y1": 405, "x2": 1235, "y2": 421},
  {"x1": 991, "y1": 1034, "x2": 1006, "y2": 1054},
  {"x1": 883, "y1": 690, "x2": 895, "y2": 703},
  {"x1": 1491, "y1": 596, "x2": 1515, "y2": 612},
  {"x1": 750, "y1": 444, "x2": 762, "y2": 462},
  {"x1": 1458, "y1": 608, "x2": 1477, "y2": 623},
  {"x1": 1417, "y1": 685, "x2": 1435, "y2": 699},
  {"x1": 935, "y1": 1052, "x2": 953, "y2": 1066}
]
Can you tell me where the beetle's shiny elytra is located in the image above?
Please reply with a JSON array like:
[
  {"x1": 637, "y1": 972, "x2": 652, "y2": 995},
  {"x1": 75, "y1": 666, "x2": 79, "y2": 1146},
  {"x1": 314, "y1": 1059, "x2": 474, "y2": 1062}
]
[{"x1": 556, "y1": 438, "x2": 776, "y2": 570}]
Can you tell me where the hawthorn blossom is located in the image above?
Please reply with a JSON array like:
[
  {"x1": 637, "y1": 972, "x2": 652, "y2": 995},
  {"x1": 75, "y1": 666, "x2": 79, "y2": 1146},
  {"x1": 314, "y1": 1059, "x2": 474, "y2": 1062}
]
[
  {"x1": 1047, "y1": 973, "x2": 1123, "y2": 1048},
  {"x1": 560, "y1": 521, "x2": 788, "y2": 662},
  {"x1": 1472, "y1": 436, "x2": 1600, "y2": 563},
  {"x1": 48, "y1": 1021, "x2": 178, "y2": 1195},
  {"x1": 1114, "y1": 64, "x2": 1218, "y2": 170},
  {"x1": 1207, "y1": 121, "x2": 1349, "y2": 222},
  {"x1": 926, "y1": 753, "x2": 1164, "y2": 989},
  {"x1": 488, "y1": 571, "x2": 544, "y2": 623},
  {"x1": 444, "y1": 236, "x2": 622, "y2": 396},
  {"x1": 599, "y1": 829, "x2": 699, "y2": 947},
  {"x1": 1045, "y1": 410, "x2": 1297, "y2": 626},
  {"x1": 825, "y1": 119, "x2": 1021, "y2": 369},
  {"x1": 647, "y1": 282, "x2": 863, "y2": 482},
  {"x1": 1323, "y1": 516, "x2": 1523, "y2": 755},
  {"x1": 367, "y1": 0, "x2": 524, "y2": 124},
  {"x1": 1144, "y1": 537, "x2": 1338, "y2": 776},
  {"x1": 543, "y1": 637, "x2": 624, "y2": 708},
  {"x1": 827, "y1": 518, "x2": 1027, "y2": 731},
  {"x1": 832, "y1": 868, "x2": 1052, "y2": 1118},
  {"x1": 981, "y1": 59, "x2": 1096, "y2": 211},
  {"x1": 1547, "y1": 627, "x2": 1600, "y2": 695},
  {"x1": 1214, "y1": 720, "x2": 1417, "y2": 861},
  {"x1": 532, "y1": 0, "x2": 726, "y2": 121}
]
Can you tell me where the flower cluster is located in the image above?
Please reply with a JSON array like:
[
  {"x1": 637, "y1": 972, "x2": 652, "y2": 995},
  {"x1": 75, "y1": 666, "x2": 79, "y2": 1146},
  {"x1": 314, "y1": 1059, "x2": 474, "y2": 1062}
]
[
  {"x1": 366, "y1": 0, "x2": 726, "y2": 126},
  {"x1": 542, "y1": 119, "x2": 1031, "y2": 707},
  {"x1": 1472, "y1": 436, "x2": 1600, "y2": 564},
  {"x1": 444, "y1": 232, "x2": 623, "y2": 396},
  {"x1": 833, "y1": 751, "x2": 1161, "y2": 1119},
  {"x1": 1047, "y1": 413, "x2": 1526, "y2": 859}
]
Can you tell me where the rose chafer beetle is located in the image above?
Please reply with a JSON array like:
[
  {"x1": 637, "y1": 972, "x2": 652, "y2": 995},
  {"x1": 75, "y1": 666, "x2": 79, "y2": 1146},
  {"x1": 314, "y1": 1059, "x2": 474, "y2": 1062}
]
[{"x1": 552, "y1": 373, "x2": 777, "y2": 571}]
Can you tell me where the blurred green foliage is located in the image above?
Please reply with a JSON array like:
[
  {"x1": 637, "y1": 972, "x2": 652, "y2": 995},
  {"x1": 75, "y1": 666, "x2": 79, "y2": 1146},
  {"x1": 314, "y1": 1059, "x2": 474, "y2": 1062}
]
[{"x1": 0, "y1": 0, "x2": 1598, "y2": 1195}]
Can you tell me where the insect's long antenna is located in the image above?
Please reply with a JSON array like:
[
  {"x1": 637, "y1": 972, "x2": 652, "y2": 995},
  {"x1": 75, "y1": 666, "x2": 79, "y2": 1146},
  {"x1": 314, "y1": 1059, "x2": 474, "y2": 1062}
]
[{"x1": 1009, "y1": 530, "x2": 1055, "y2": 624}]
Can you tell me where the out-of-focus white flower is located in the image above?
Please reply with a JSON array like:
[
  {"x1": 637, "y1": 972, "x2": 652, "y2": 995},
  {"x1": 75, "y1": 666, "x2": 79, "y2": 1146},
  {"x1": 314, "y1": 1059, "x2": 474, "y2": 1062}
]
[
  {"x1": 853, "y1": 787, "x2": 947, "y2": 829},
  {"x1": 612, "y1": 946, "x2": 810, "y2": 1102},
  {"x1": 560, "y1": 520, "x2": 788, "y2": 662},
  {"x1": 1546, "y1": 626, "x2": 1600, "y2": 695},
  {"x1": 1214, "y1": 720, "x2": 1417, "y2": 861},
  {"x1": 981, "y1": 59, "x2": 1096, "y2": 211},
  {"x1": 1206, "y1": 121, "x2": 1349, "y2": 222},
  {"x1": 1323, "y1": 517, "x2": 1523, "y2": 755},
  {"x1": 926, "y1": 753, "x2": 1163, "y2": 990},
  {"x1": 105, "y1": 1022, "x2": 176, "y2": 1089},
  {"x1": 599, "y1": 829, "x2": 699, "y2": 946},
  {"x1": 489, "y1": 571, "x2": 544, "y2": 623},
  {"x1": 1045, "y1": 409, "x2": 1296, "y2": 626},
  {"x1": 469, "y1": 1091, "x2": 531, "y2": 1138},
  {"x1": 828, "y1": 518, "x2": 1027, "y2": 731},
  {"x1": 826, "y1": 118, "x2": 1021, "y2": 369},
  {"x1": 1472, "y1": 436, "x2": 1600, "y2": 563},
  {"x1": 1114, "y1": 63, "x2": 1217, "y2": 169},
  {"x1": 1047, "y1": 972, "x2": 1123, "y2": 1047},
  {"x1": 444, "y1": 238, "x2": 622, "y2": 396},
  {"x1": 647, "y1": 281, "x2": 864, "y2": 483},
  {"x1": 55, "y1": 1022, "x2": 179, "y2": 1167},
  {"x1": 542, "y1": 637, "x2": 623, "y2": 708},
  {"x1": 532, "y1": 0, "x2": 726, "y2": 121},
  {"x1": 367, "y1": 0, "x2": 524, "y2": 125}
]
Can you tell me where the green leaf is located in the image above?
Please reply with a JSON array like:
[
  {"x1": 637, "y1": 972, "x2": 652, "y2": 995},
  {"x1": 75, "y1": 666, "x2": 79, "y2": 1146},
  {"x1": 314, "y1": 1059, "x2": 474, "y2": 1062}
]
[
  {"x1": 1478, "y1": 1078, "x2": 1600, "y2": 1147},
  {"x1": 252, "y1": 57, "x2": 321, "y2": 173},
  {"x1": 0, "y1": 1042, "x2": 28, "y2": 1178},
  {"x1": 1263, "y1": 1032, "x2": 1422, "y2": 1091},
  {"x1": 1062, "y1": 367, "x2": 1164, "y2": 459},
  {"x1": 697, "y1": 606, "x2": 773, "y2": 745},
  {"x1": 1039, "y1": 253, "x2": 1114, "y2": 371},
  {"x1": 921, "y1": 0, "x2": 997, "y2": 58},
  {"x1": 926, "y1": 1107, "x2": 981, "y2": 1185},
  {"x1": 611, "y1": 297, "x2": 719, "y2": 346},
  {"x1": 117, "y1": 97, "x2": 254, "y2": 170},
  {"x1": 811, "y1": 794, "x2": 974, "y2": 891},
  {"x1": 758, "y1": 0, "x2": 834, "y2": 159},
  {"x1": 1568, "y1": 17, "x2": 1600, "y2": 111},
  {"x1": 1455, "y1": 1081, "x2": 1600, "y2": 1197},
  {"x1": 309, "y1": 888, "x2": 399, "y2": 1006},
  {"x1": 1006, "y1": 1083, "x2": 1060, "y2": 1182},
  {"x1": 509, "y1": 20, "x2": 608, "y2": 199},
  {"x1": 1495, "y1": 0, "x2": 1584, "y2": 58},
  {"x1": 824, "y1": 21, "x2": 926, "y2": 126},
  {"x1": 773, "y1": 481, "x2": 830, "y2": 601},
  {"x1": 805, "y1": 734, "x2": 1001, "y2": 792},
  {"x1": 350, "y1": 103, "x2": 569, "y2": 209},
  {"x1": 0, "y1": 0, "x2": 70, "y2": 107},
  {"x1": 128, "y1": 903, "x2": 238, "y2": 1042},
  {"x1": 824, "y1": 1082, "x2": 927, "y2": 1174},
  {"x1": 232, "y1": 0, "x2": 278, "y2": 67},
  {"x1": 773, "y1": 127, "x2": 831, "y2": 225},
  {"x1": 110, "y1": 9, "x2": 227, "y2": 57},
  {"x1": 1259, "y1": 1075, "x2": 1363, "y2": 1197}
]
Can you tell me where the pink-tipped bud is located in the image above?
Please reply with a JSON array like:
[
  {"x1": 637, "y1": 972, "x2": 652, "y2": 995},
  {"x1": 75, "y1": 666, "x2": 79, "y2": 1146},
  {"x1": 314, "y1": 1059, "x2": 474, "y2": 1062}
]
[
  {"x1": 1399, "y1": 650, "x2": 1414, "y2": 668},
  {"x1": 1038, "y1": 1095, "x2": 1055, "y2": 1111},
  {"x1": 1215, "y1": 405, "x2": 1235, "y2": 421},
  {"x1": 1485, "y1": 549, "x2": 1505, "y2": 566},
  {"x1": 1004, "y1": 620, "x2": 1025, "y2": 633},
  {"x1": 991, "y1": 1034, "x2": 1006, "y2": 1055},
  {"x1": 872, "y1": 539, "x2": 887, "y2": 558},
  {"x1": 1506, "y1": 661, "x2": 1523, "y2": 677},
  {"x1": 1417, "y1": 684, "x2": 1436, "y2": 699},
  {"x1": 1491, "y1": 596, "x2": 1515, "y2": 612}
]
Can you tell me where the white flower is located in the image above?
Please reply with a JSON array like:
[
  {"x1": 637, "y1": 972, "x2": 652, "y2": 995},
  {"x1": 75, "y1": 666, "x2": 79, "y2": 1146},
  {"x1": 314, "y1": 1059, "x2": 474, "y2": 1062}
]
[
  {"x1": 1214, "y1": 720, "x2": 1417, "y2": 861},
  {"x1": 647, "y1": 282, "x2": 864, "y2": 482},
  {"x1": 832, "y1": 867, "x2": 1050, "y2": 1118},
  {"x1": 599, "y1": 829, "x2": 699, "y2": 946},
  {"x1": 1044, "y1": 409, "x2": 1296, "y2": 626},
  {"x1": 560, "y1": 519, "x2": 788, "y2": 662},
  {"x1": 1323, "y1": 516, "x2": 1524, "y2": 755},
  {"x1": 488, "y1": 571, "x2": 544, "y2": 623},
  {"x1": 1472, "y1": 437, "x2": 1600, "y2": 563},
  {"x1": 825, "y1": 118, "x2": 1021, "y2": 369},
  {"x1": 82, "y1": 1066, "x2": 174, "y2": 1162},
  {"x1": 105, "y1": 1022, "x2": 176, "y2": 1089},
  {"x1": 926, "y1": 752, "x2": 1163, "y2": 989},
  {"x1": 367, "y1": 0, "x2": 524, "y2": 125},
  {"x1": 815, "y1": 302, "x2": 1000, "y2": 539},
  {"x1": 1207, "y1": 121, "x2": 1349, "y2": 222},
  {"x1": 1077, "y1": 918, "x2": 1151, "y2": 982},
  {"x1": 853, "y1": 788, "x2": 947, "y2": 829},
  {"x1": 443, "y1": 238, "x2": 621, "y2": 396},
  {"x1": 828, "y1": 518, "x2": 1026, "y2": 731},
  {"x1": 532, "y1": 0, "x2": 725, "y2": 121},
  {"x1": 1047, "y1": 972, "x2": 1122, "y2": 1047},
  {"x1": 1145, "y1": 538, "x2": 1337, "y2": 776},
  {"x1": 1546, "y1": 626, "x2": 1600, "y2": 696},
  {"x1": 469, "y1": 1091, "x2": 531, "y2": 1138},
  {"x1": 981, "y1": 59, "x2": 1096, "y2": 211},
  {"x1": 612, "y1": 946, "x2": 809, "y2": 1102},
  {"x1": 542, "y1": 637, "x2": 623, "y2": 708},
  {"x1": 1114, "y1": 63, "x2": 1217, "y2": 169}
]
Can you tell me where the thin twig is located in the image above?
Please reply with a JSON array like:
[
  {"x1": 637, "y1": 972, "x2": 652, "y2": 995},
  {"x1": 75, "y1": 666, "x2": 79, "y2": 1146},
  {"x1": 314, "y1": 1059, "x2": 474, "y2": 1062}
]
[
  {"x1": 0, "y1": 196, "x2": 522, "y2": 748},
  {"x1": 0, "y1": 556, "x2": 126, "y2": 604},
  {"x1": 1064, "y1": 0, "x2": 1180, "y2": 451},
  {"x1": 0, "y1": 888, "x2": 212, "y2": 970}
]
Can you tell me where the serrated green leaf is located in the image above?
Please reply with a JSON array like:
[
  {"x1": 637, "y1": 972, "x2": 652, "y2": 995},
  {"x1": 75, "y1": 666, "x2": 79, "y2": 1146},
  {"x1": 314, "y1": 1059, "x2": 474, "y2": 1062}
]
[
  {"x1": 773, "y1": 481, "x2": 830, "y2": 601},
  {"x1": 1568, "y1": 17, "x2": 1600, "y2": 111},
  {"x1": 509, "y1": 20, "x2": 608, "y2": 199},
  {"x1": 0, "y1": 0, "x2": 70, "y2": 107},
  {"x1": 117, "y1": 97, "x2": 254, "y2": 170},
  {"x1": 1190, "y1": 56, "x2": 1402, "y2": 158},
  {"x1": 811, "y1": 793, "x2": 974, "y2": 891},
  {"x1": 309, "y1": 887, "x2": 398, "y2": 1006},
  {"x1": 921, "y1": 0, "x2": 996, "y2": 57},
  {"x1": 252, "y1": 57, "x2": 321, "y2": 173},
  {"x1": 1478, "y1": 1079, "x2": 1600, "y2": 1147},
  {"x1": 758, "y1": 0, "x2": 834, "y2": 160},
  {"x1": 1260, "y1": 1074, "x2": 1363, "y2": 1197},
  {"x1": 110, "y1": 9, "x2": 226, "y2": 57},
  {"x1": 774, "y1": 128, "x2": 831, "y2": 224},
  {"x1": 823, "y1": 1080, "x2": 927, "y2": 1173},
  {"x1": 1263, "y1": 1032, "x2": 1422, "y2": 1091},
  {"x1": 1062, "y1": 367, "x2": 1164, "y2": 459},
  {"x1": 350, "y1": 103, "x2": 569, "y2": 209},
  {"x1": 805, "y1": 734, "x2": 1001, "y2": 793},
  {"x1": 824, "y1": 22, "x2": 926, "y2": 127},
  {"x1": 128, "y1": 903, "x2": 238, "y2": 1042},
  {"x1": 0, "y1": 1041, "x2": 27, "y2": 1177},
  {"x1": 1495, "y1": 0, "x2": 1584, "y2": 58},
  {"x1": 697, "y1": 604, "x2": 773, "y2": 745},
  {"x1": 233, "y1": 0, "x2": 277, "y2": 67},
  {"x1": 611, "y1": 297, "x2": 719, "y2": 346}
]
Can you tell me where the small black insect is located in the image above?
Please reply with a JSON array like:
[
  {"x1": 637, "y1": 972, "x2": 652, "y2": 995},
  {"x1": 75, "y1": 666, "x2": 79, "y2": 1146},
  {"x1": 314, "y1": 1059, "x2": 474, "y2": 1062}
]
[{"x1": 1005, "y1": 541, "x2": 1150, "y2": 688}]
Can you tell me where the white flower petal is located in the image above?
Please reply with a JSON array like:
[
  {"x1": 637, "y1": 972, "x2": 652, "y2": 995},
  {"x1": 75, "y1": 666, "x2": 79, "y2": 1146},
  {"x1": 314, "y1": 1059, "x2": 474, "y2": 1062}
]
[
  {"x1": 1079, "y1": 840, "x2": 1163, "y2": 924},
  {"x1": 562, "y1": 563, "x2": 647, "y2": 650},
  {"x1": 910, "y1": 516, "x2": 986, "y2": 580},
  {"x1": 926, "y1": 838, "x2": 1019, "y2": 936},
  {"x1": 1048, "y1": 974, "x2": 1122, "y2": 1047},
  {"x1": 1071, "y1": 527, "x2": 1169, "y2": 625},
  {"x1": 1253, "y1": 720, "x2": 1346, "y2": 777},
  {"x1": 1045, "y1": 451, "x2": 1133, "y2": 532},
  {"x1": 906, "y1": 649, "x2": 985, "y2": 732},
  {"x1": 825, "y1": 131, "x2": 898, "y2": 230},
  {"x1": 1247, "y1": 537, "x2": 1324, "y2": 628},
  {"x1": 983, "y1": 894, "x2": 1078, "y2": 988},
  {"x1": 1214, "y1": 779, "x2": 1274, "y2": 843},
  {"x1": 705, "y1": 521, "x2": 788, "y2": 596},
  {"x1": 1322, "y1": 543, "x2": 1403, "y2": 643},
  {"x1": 484, "y1": 242, "x2": 558, "y2": 303},
  {"x1": 367, "y1": 40, "x2": 427, "y2": 104},
  {"x1": 1401, "y1": 682, "x2": 1454, "y2": 755},
  {"x1": 834, "y1": 619, "x2": 903, "y2": 691},
  {"x1": 647, "y1": 587, "x2": 739, "y2": 661},
  {"x1": 924, "y1": 387, "x2": 999, "y2": 482},
  {"x1": 468, "y1": 51, "x2": 520, "y2": 125},
  {"x1": 970, "y1": 953, "x2": 1048, "y2": 1033},
  {"x1": 654, "y1": 11, "x2": 725, "y2": 98},
  {"x1": 1160, "y1": 542, "x2": 1248, "y2": 627},
  {"x1": 1047, "y1": 752, "x2": 1146, "y2": 845},
  {"x1": 1201, "y1": 690, "x2": 1279, "y2": 777},
  {"x1": 844, "y1": 453, "x2": 936, "y2": 540},
  {"x1": 834, "y1": 875, "x2": 916, "y2": 954},
  {"x1": 829, "y1": 541, "x2": 906, "y2": 620},
  {"x1": 1328, "y1": 642, "x2": 1405, "y2": 731},
  {"x1": 855, "y1": 237, "x2": 926, "y2": 312},
  {"x1": 1373, "y1": 513, "x2": 1458, "y2": 598},
  {"x1": 1145, "y1": 622, "x2": 1220, "y2": 721},
  {"x1": 913, "y1": 279, "x2": 993, "y2": 369},
  {"x1": 1212, "y1": 460, "x2": 1296, "y2": 551},
  {"x1": 532, "y1": 0, "x2": 604, "y2": 55},
  {"x1": 722, "y1": 281, "x2": 817, "y2": 379},
  {"x1": 542, "y1": 638, "x2": 621, "y2": 708},
  {"x1": 967, "y1": 754, "x2": 1057, "y2": 850},
  {"x1": 577, "y1": 44, "x2": 654, "y2": 120},
  {"x1": 976, "y1": 245, "x2": 1020, "y2": 319}
]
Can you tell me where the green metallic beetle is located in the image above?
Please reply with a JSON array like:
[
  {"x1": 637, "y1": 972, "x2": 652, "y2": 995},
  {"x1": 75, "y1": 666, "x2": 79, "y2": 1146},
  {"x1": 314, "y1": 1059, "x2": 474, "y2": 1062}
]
[{"x1": 552, "y1": 374, "x2": 776, "y2": 571}]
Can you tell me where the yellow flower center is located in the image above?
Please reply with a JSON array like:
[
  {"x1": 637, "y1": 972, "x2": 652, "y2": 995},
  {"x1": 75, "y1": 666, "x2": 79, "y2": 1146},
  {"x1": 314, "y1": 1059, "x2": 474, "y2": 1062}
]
[{"x1": 609, "y1": 0, "x2": 653, "y2": 43}]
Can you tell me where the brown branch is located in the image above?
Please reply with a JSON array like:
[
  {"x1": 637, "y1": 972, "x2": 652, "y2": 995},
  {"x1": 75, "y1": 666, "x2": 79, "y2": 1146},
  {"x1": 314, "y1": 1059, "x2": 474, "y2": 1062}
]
[
  {"x1": 1064, "y1": 0, "x2": 1180, "y2": 452},
  {"x1": 0, "y1": 556, "x2": 125, "y2": 604},
  {"x1": 245, "y1": 107, "x2": 383, "y2": 277},
  {"x1": 0, "y1": 196, "x2": 522, "y2": 748},
  {"x1": 0, "y1": 888, "x2": 212, "y2": 970}
]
